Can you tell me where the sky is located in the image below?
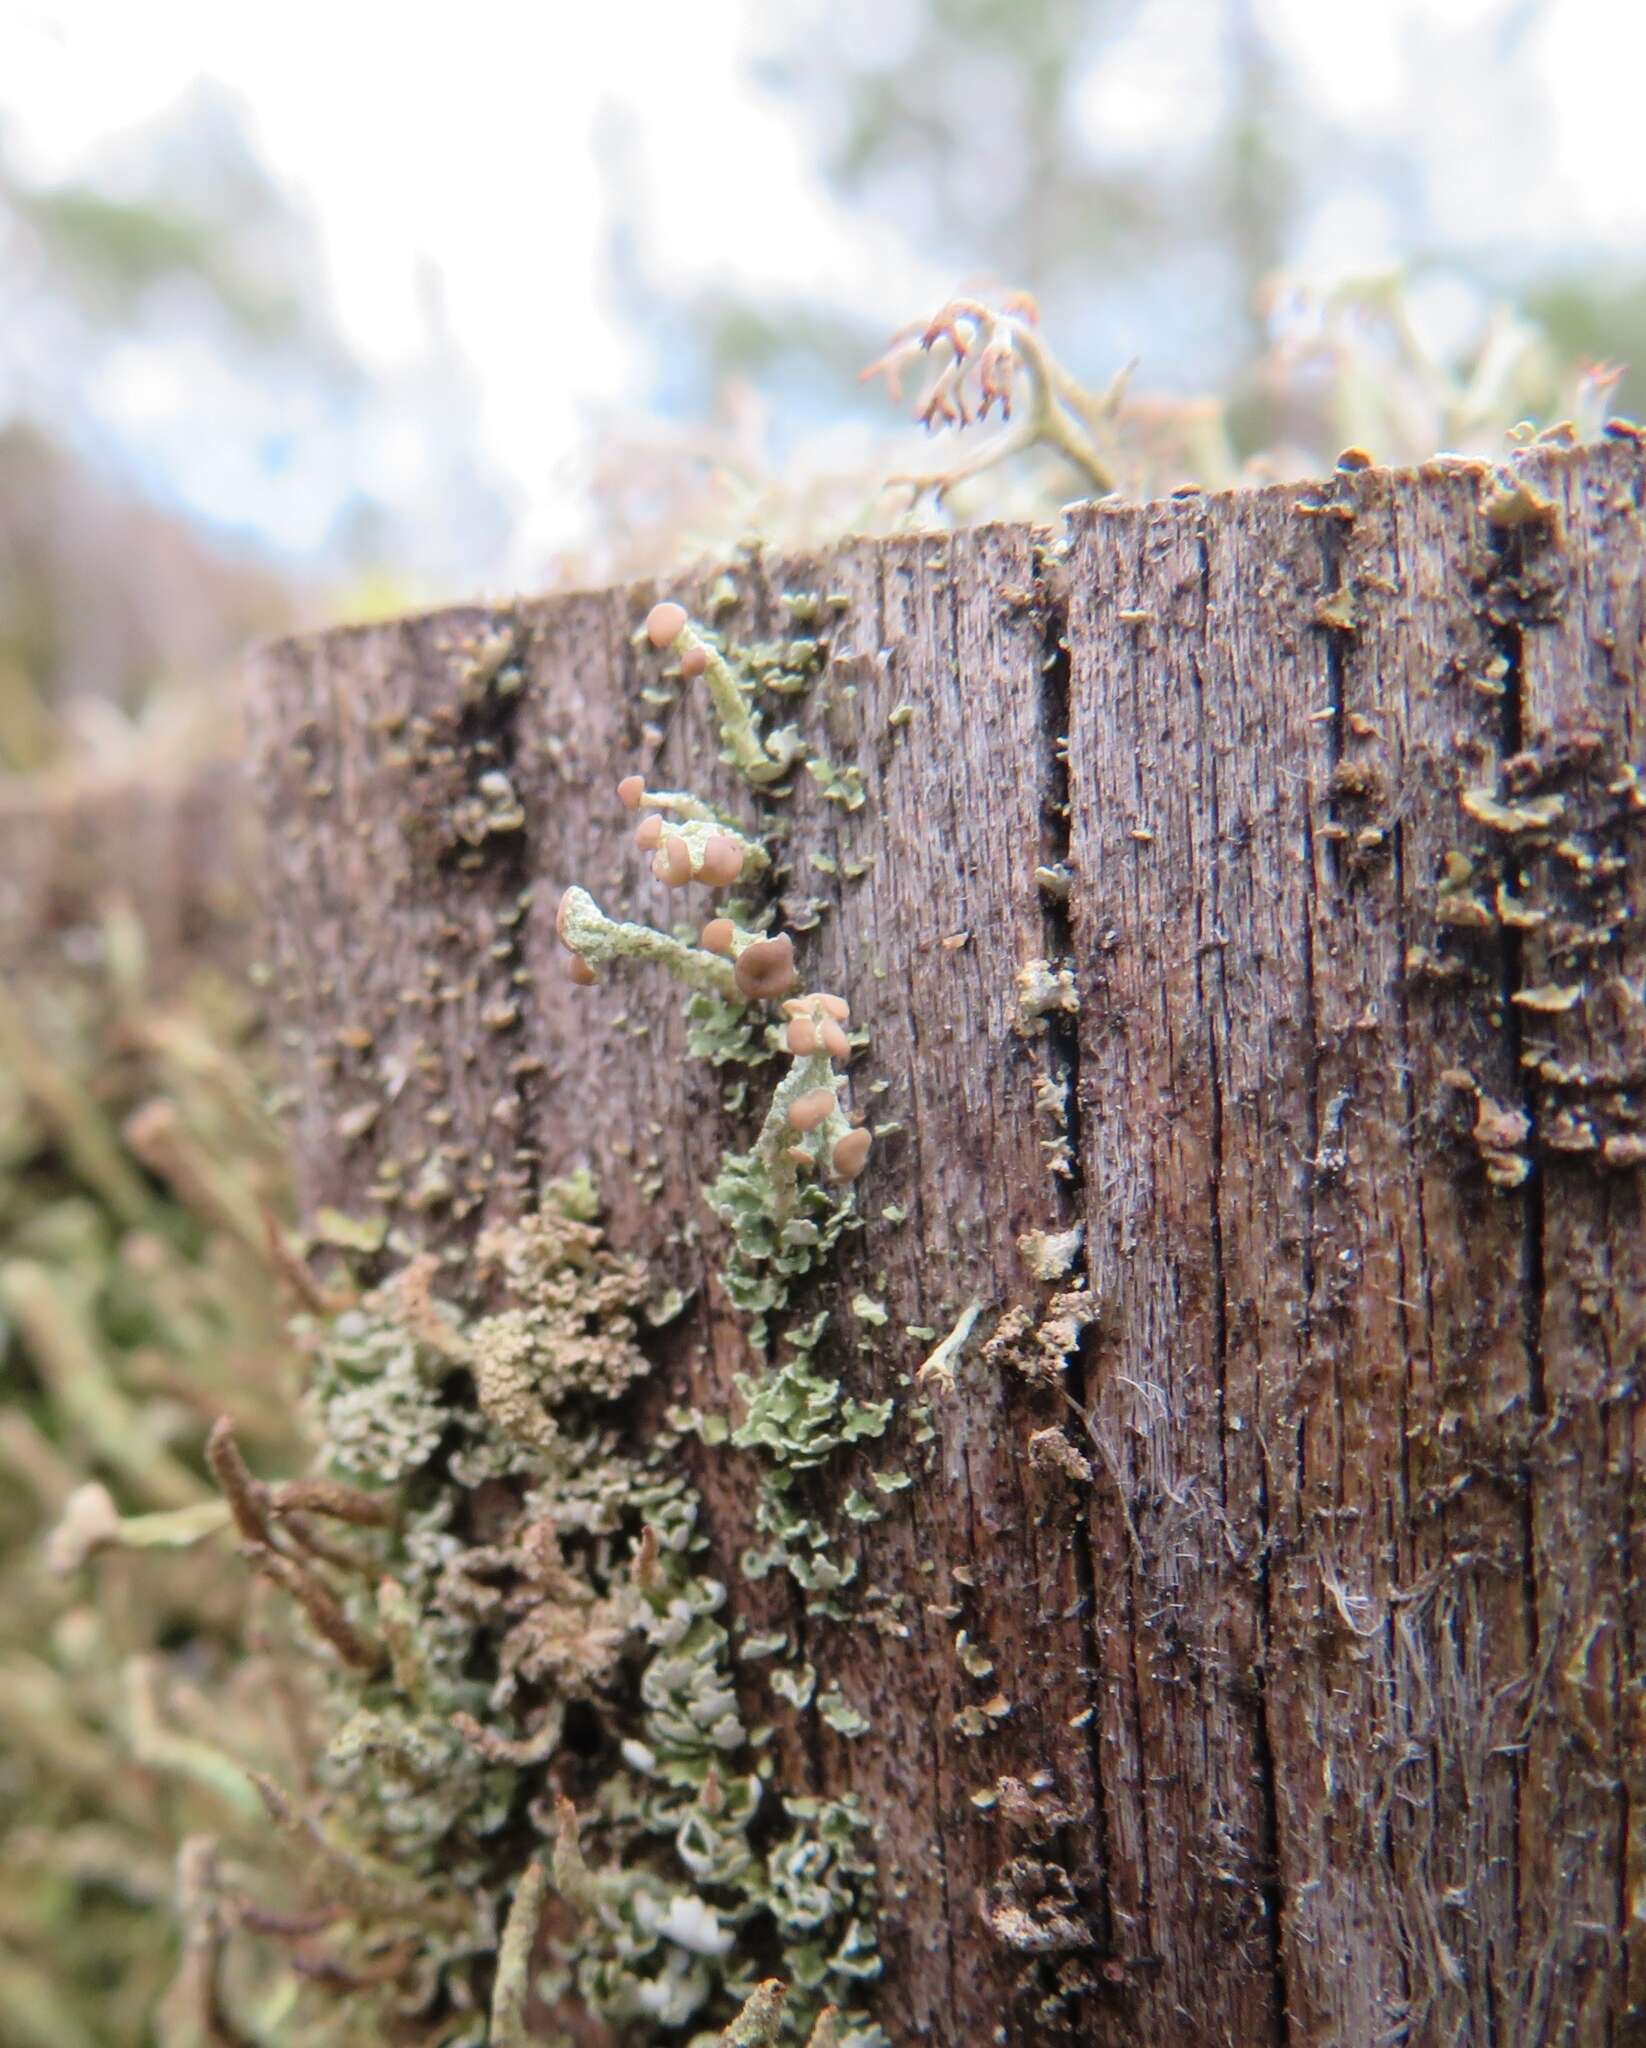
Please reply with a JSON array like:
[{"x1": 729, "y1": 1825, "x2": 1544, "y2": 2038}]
[
  {"x1": 2, "y1": 0, "x2": 1642, "y2": 587},
  {"x1": 1, "y1": 0, "x2": 944, "y2": 579}
]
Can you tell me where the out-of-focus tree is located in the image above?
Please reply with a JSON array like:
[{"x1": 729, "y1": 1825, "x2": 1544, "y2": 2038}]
[
  {"x1": 615, "y1": 0, "x2": 1301, "y2": 432},
  {"x1": 0, "y1": 423, "x2": 291, "y2": 772},
  {"x1": 610, "y1": 0, "x2": 1641, "y2": 507},
  {"x1": 0, "y1": 86, "x2": 346, "y2": 764},
  {"x1": 0, "y1": 81, "x2": 514, "y2": 769},
  {"x1": 753, "y1": 0, "x2": 1293, "y2": 360},
  {"x1": 0, "y1": 84, "x2": 354, "y2": 400}
]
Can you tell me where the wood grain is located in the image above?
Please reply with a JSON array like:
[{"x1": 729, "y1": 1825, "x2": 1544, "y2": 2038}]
[{"x1": 246, "y1": 440, "x2": 1646, "y2": 2047}]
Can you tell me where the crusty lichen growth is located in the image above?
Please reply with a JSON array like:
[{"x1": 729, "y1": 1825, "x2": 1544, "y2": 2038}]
[
  {"x1": 201, "y1": 1179, "x2": 885, "y2": 2045},
  {"x1": 983, "y1": 1291, "x2": 1094, "y2": 1389},
  {"x1": 559, "y1": 609, "x2": 921, "y2": 1798},
  {"x1": 135, "y1": 584, "x2": 894, "y2": 2041},
  {"x1": 465, "y1": 1188, "x2": 656, "y2": 1446},
  {"x1": 1016, "y1": 1223, "x2": 1083, "y2": 1284},
  {"x1": 1027, "y1": 1426, "x2": 1093, "y2": 1486},
  {"x1": 559, "y1": 594, "x2": 901, "y2": 1770},
  {"x1": 1412, "y1": 655, "x2": 1646, "y2": 1182},
  {"x1": 1014, "y1": 957, "x2": 1079, "y2": 1029}
]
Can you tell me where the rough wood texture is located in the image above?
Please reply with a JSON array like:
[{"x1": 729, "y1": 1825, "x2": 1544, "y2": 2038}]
[{"x1": 247, "y1": 439, "x2": 1646, "y2": 2048}]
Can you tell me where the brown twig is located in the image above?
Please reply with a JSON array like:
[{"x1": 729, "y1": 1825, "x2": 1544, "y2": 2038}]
[
  {"x1": 267, "y1": 1477, "x2": 394, "y2": 1527},
  {"x1": 243, "y1": 1543, "x2": 384, "y2": 1674},
  {"x1": 205, "y1": 1417, "x2": 275, "y2": 1545}
]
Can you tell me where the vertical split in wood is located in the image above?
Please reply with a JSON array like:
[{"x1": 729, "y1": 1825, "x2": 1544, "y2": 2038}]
[{"x1": 246, "y1": 444, "x2": 1646, "y2": 2047}]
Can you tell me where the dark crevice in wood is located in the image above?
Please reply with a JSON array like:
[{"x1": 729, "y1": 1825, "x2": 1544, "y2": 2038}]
[
  {"x1": 1030, "y1": 542, "x2": 1117, "y2": 1966},
  {"x1": 1316, "y1": 506, "x2": 1351, "y2": 896},
  {"x1": 239, "y1": 445, "x2": 1646, "y2": 2046},
  {"x1": 1479, "y1": 520, "x2": 1549, "y2": 2048},
  {"x1": 487, "y1": 617, "x2": 544, "y2": 1216}
]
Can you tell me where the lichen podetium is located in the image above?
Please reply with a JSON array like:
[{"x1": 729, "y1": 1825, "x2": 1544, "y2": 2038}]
[{"x1": 184, "y1": 589, "x2": 893, "y2": 2042}]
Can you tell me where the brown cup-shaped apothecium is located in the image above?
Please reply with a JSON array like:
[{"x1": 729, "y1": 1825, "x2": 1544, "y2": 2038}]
[
  {"x1": 831, "y1": 1127, "x2": 872, "y2": 1180},
  {"x1": 698, "y1": 835, "x2": 745, "y2": 888},
  {"x1": 788, "y1": 1087, "x2": 839, "y2": 1133},
  {"x1": 654, "y1": 835, "x2": 694, "y2": 888},
  {"x1": 733, "y1": 934, "x2": 798, "y2": 1001},
  {"x1": 645, "y1": 601, "x2": 687, "y2": 648}
]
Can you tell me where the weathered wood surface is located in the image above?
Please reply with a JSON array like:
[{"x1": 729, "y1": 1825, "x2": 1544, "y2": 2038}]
[{"x1": 247, "y1": 438, "x2": 1646, "y2": 2048}]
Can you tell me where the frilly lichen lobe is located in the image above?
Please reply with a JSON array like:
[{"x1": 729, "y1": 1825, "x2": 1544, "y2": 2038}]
[{"x1": 216, "y1": 1177, "x2": 886, "y2": 2045}]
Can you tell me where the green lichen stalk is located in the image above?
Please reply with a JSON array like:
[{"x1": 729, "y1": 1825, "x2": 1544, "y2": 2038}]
[
  {"x1": 557, "y1": 887, "x2": 740, "y2": 1000},
  {"x1": 706, "y1": 1024, "x2": 866, "y2": 1350},
  {"x1": 642, "y1": 603, "x2": 804, "y2": 789}
]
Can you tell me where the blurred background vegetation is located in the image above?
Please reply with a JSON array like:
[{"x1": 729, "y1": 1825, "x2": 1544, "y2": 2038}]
[
  {"x1": 1, "y1": 0, "x2": 1642, "y2": 772},
  {"x1": 0, "y1": 3, "x2": 1640, "y2": 2038}
]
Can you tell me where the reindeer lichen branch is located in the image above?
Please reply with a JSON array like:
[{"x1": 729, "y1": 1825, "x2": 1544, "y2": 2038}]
[{"x1": 862, "y1": 288, "x2": 1123, "y2": 501}]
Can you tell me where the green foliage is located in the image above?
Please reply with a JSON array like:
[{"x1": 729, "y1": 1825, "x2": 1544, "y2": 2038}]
[{"x1": 0, "y1": 915, "x2": 303, "y2": 2046}]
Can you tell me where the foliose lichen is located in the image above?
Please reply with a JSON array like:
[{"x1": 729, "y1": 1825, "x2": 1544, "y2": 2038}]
[
  {"x1": 202, "y1": 1178, "x2": 886, "y2": 2044},
  {"x1": 192, "y1": 588, "x2": 900, "y2": 2042}
]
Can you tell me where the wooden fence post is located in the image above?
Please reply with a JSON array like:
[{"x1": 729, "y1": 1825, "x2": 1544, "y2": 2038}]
[{"x1": 245, "y1": 439, "x2": 1646, "y2": 2047}]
